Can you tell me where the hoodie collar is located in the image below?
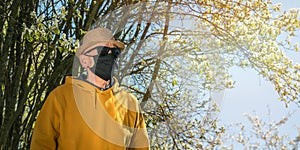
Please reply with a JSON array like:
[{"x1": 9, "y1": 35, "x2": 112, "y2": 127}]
[{"x1": 64, "y1": 76, "x2": 121, "y2": 94}]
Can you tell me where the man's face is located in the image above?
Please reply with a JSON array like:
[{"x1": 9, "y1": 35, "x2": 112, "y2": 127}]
[{"x1": 80, "y1": 41, "x2": 121, "y2": 81}]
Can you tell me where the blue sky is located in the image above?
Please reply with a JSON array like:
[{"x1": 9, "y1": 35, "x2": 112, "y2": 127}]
[{"x1": 218, "y1": 0, "x2": 300, "y2": 147}]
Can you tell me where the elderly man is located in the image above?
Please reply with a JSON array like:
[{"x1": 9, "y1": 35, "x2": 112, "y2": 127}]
[{"x1": 31, "y1": 28, "x2": 150, "y2": 150}]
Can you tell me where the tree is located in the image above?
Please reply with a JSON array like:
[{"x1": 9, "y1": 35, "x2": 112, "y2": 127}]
[
  {"x1": 0, "y1": 0, "x2": 299, "y2": 149},
  {"x1": 0, "y1": 0, "x2": 138, "y2": 149},
  {"x1": 97, "y1": 1, "x2": 300, "y2": 148},
  {"x1": 222, "y1": 109, "x2": 300, "y2": 149}
]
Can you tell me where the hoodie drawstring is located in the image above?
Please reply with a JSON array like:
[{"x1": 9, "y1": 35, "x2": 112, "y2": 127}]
[{"x1": 94, "y1": 89, "x2": 97, "y2": 109}]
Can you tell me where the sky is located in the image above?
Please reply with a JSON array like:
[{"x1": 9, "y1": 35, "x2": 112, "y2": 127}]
[{"x1": 218, "y1": 0, "x2": 300, "y2": 148}]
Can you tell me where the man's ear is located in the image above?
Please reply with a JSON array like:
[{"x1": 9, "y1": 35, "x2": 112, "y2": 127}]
[{"x1": 79, "y1": 55, "x2": 94, "y2": 68}]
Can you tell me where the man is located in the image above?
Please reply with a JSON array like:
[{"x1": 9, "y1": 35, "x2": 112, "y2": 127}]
[{"x1": 31, "y1": 28, "x2": 150, "y2": 149}]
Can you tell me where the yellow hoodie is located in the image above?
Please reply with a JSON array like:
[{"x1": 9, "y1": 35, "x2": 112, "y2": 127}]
[{"x1": 31, "y1": 76, "x2": 149, "y2": 150}]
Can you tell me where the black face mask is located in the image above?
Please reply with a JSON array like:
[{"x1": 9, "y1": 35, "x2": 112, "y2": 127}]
[{"x1": 84, "y1": 46, "x2": 121, "y2": 81}]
